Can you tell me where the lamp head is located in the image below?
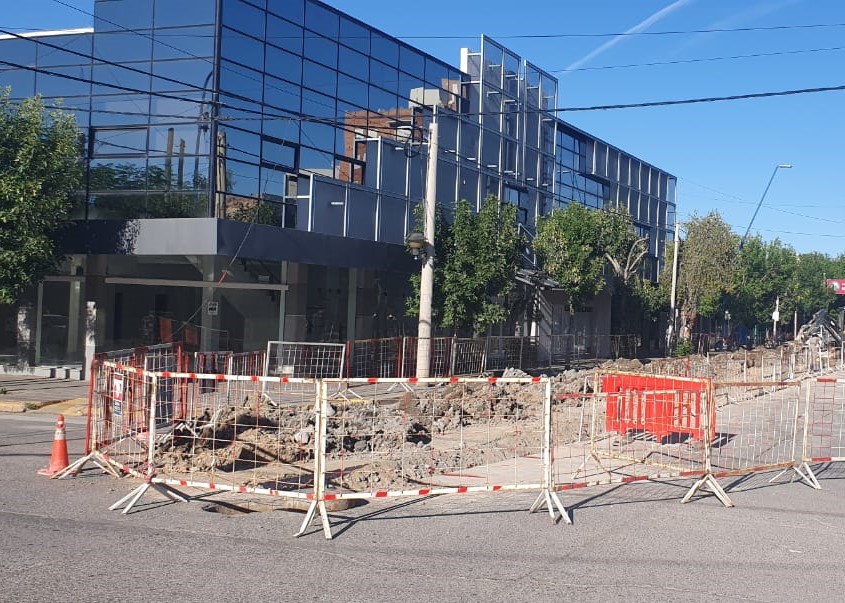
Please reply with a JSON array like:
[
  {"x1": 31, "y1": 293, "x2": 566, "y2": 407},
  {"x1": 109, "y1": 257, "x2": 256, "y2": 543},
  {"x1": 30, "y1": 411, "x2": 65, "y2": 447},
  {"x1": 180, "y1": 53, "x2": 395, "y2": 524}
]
[
  {"x1": 405, "y1": 232, "x2": 427, "y2": 259},
  {"x1": 777, "y1": 164, "x2": 792, "y2": 169}
]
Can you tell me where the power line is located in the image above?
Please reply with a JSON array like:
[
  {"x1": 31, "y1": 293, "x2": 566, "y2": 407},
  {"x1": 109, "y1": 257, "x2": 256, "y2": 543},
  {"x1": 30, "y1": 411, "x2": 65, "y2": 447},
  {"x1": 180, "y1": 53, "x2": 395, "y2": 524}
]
[
  {"x1": 399, "y1": 22, "x2": 845, "y2": 40},
  {"x1": 556, "y1": 45, "x2": 845, "y2": 74}
]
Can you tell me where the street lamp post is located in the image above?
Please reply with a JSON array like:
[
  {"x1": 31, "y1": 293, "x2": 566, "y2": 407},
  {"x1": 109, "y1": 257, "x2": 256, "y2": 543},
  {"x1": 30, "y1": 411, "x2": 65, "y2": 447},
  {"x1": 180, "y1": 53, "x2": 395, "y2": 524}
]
[{"x1": 739, "y1": 163, "x2": 792, "y2": 249}]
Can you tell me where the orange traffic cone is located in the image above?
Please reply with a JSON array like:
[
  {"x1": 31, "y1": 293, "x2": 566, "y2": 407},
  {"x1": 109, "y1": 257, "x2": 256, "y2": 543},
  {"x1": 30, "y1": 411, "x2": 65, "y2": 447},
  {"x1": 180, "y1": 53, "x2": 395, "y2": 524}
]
[{"x1": 38, "y1": 414, "x2": 70, "y2": 477}]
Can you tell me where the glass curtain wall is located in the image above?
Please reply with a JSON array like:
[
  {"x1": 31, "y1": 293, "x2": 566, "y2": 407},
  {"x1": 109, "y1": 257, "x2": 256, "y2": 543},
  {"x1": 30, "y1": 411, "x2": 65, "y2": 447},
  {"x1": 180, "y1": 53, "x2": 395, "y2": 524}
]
[
  {"x1": 216, "y1": 0, "x2": 463, "y2": 241},
  {"x1": 88, "y1": 0, "x2": 215, "y2": 220}
]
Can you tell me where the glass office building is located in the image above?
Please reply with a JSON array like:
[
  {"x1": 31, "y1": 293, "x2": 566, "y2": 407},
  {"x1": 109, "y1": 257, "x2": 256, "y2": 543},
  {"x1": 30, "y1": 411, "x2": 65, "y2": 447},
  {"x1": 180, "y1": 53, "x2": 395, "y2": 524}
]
[{"x1": 0, "y1": 0, "x2": 676, "y2": 366}]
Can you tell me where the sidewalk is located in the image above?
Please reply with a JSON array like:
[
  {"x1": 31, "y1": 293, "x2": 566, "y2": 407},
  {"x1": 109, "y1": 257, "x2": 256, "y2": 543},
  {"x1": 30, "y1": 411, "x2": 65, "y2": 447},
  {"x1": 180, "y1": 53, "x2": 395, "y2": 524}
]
[{"x1": 0, "y1": 375, "x2": 88, "y2": 414}]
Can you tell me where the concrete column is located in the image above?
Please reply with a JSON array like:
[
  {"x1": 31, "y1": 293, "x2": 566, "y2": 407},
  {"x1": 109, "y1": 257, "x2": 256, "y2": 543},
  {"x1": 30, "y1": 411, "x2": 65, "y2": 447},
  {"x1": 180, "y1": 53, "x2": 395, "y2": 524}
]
[
  {"x1": 67, "y1": 280, "x2": 82, "y2": 357},
  {"x1": 16, "y1": 302, "x2": 35, "y2": 368},
  {"x1": 277, "y1": 261, "x2": 288, "y2": 342},
  {"x1": 84, "y1": 301, "x2": 97, "y2": 380},
  {"x1": 200, "y1": 257, "x2": 220, "y2": 351},
  {"x1": 346, "y1": 267, "x2": 358, "y2": 343}
]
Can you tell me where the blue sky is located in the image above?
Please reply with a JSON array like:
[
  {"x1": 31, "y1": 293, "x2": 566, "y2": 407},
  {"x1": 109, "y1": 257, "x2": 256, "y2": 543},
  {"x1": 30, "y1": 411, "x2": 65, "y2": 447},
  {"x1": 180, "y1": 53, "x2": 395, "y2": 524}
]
[{"x1": 6, "y1": 0, "x2": 845, "y2": 257}]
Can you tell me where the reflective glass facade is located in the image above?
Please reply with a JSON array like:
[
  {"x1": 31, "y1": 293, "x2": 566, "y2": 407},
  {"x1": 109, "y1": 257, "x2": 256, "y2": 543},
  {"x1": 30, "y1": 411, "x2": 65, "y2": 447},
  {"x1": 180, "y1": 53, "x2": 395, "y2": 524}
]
[{"x1": 0, "y1": 0, "x2": 675, "y2": 271}]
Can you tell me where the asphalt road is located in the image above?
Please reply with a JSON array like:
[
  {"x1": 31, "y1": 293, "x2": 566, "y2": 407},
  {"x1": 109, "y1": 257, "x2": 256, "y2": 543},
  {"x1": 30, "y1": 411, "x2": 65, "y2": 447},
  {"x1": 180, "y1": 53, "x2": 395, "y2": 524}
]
[{"x1": 2, "y1": 412, "x2": 845, "y2": 602}]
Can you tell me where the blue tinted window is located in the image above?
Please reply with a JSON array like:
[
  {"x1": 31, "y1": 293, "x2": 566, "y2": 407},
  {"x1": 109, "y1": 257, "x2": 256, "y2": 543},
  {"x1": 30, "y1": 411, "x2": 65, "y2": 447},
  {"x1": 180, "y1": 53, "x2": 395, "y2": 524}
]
[
  {"x1": 36, "y1": 65, "x2": 91, "y2": 97},
  {"x1": 219, "y1": 126, "x2": 261, "y2": 163},
  {"x1": 0, "y1": 69, "x2": 36, "y2": 98},
  {"x1": 268, "y1": 0, "x2": 303, "y2": 24},
  {"x1": 222, "y1": 27, "x2": 265, "y2": 70},
  {"x1": 262, "y1": 138, "x2": 296, "y2": 170},
  {"x1": 96, "y1": 0, "x2": 154, "y2": 31},
  {"x1": 154, "y1": 0, "x2": 217, "y2": 27},
  {"x1": 222, "y1": 0, "x2": 266, "y2": 40},
  {"x1": 265, "y1": 45, "x2": 302, "y2": 84},
  {"x1": 267, "y1": 14, "x2": 302, "y2": 54},
  {"x1": 149, "y1": 92, "x2": 206, "y2": 123},
  {"x1": 223, "y1": 160, "x2": 261, "y2": 197},
  {"x1": 371, "y1": 32, "x2": 398, "y2": 67},
  {"x1": 399, "y1": 45, "x2": 425, "y2": 77},
  {"x1": 0, "y1": 38, "x2": 37, "y2": 66},
  {"x1": 302, "y1": 59, "x2": 336, "y2": 96},
  {"x1": 301, "y1": 88, "x2": 335, "y2": 118},
  {"x1": 370, "y1": 60, "x2": 397, "y2": 93},
  {"x1": 219, "y1": 60, "x2": 263, "y2": 101},
  {"x1": 337, "y1": 74, "x2": 368, "y2": 109},
  {"x1": 369, "y1": 85, "x2": 397, "y2": 112},
  {"x1": 148, "y1": 124, "x2": 208, "y2": 155},
  {"x1": 93, "y1": 128, "x2": 148, "y2": 156},
  {"x1": 91, "y1": 94, "x2": 151, "y2": 125},
  {"x1": 153, "y1": 27, "x2": 214, "y2": 60},
  {"x1": 339, "y1": 17, "x2": 369, "y2": 54},
  {"x1": 152, "y1": 59, "x2": 214, "y2": 92},
  {"x1": 338, "y1": 47, "x2": 368, "y2": 80},
  {"x1": 92, "y1": 62, "x2": 151, "y2": 94},
  {"x1": 262, "y1": 108, "x2": 299, "y2": 142},
  {"x1": 263, "y1": 74, "x2": 301, "y2": 116},
  {"x1": 304, "y1": 33, "x2": 337, "y2": 69},
  {"x1": 304, "y1": 2, "x2": 338, "y2": 38},
  {"x1": 89, "y1": 158, "x2": 148, "y2": 191},
  {"x1": 37, "y1": 34, "x2": 93, "y2": 67},
  {"x1": 94, "y1": 32, "x2": 153, "y2": 63}
]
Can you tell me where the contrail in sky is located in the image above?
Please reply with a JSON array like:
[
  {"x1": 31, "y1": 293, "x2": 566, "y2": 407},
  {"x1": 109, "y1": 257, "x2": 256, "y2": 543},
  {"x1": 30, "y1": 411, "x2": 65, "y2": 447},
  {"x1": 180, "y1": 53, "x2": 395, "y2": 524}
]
[{"x1": 563, "y1": 0, "x2": 695, "y2": 73}]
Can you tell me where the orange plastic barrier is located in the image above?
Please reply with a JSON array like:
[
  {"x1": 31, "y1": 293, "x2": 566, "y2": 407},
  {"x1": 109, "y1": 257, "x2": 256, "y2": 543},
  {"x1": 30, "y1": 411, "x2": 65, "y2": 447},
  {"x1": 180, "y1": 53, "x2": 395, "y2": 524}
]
[{"x1": 602, "y1": 374, "x2": 712, "y2": 442}]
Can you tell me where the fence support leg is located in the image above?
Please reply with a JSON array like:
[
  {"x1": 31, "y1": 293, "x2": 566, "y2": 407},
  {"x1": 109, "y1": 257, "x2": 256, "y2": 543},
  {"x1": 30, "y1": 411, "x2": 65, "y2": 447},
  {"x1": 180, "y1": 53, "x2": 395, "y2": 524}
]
[
  {"x1": 530, "y1": 489, "x2": 571, "y2": 524},
  {"x1": 681, "y1": 473, "x2": 734, "y2": 507}
]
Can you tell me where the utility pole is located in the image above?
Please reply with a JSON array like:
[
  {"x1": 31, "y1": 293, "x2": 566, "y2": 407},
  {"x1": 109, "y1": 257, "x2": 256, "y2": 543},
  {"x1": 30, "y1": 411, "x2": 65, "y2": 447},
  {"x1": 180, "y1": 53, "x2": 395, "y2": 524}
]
[
  {"x1": 416, "y1": 120, "x2": 438, "y2": 378},
  {"x1": 667, "y1": 219, "x2": 680, "y2": 352}
]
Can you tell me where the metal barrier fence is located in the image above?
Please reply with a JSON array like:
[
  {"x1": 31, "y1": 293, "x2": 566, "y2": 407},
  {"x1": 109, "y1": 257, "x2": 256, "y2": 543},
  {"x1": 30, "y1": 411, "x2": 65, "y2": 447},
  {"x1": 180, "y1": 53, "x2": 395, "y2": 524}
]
[
  {"x1": 347, "y1": 337, "x2": 402, "y2": 378},
  {"x1": 264, "y1": 341, "x2": 345, "y2": 379},
  {"x1": 798, "y1": 377, "x2": 845, "y2": 488},
  {"x1": 56, "y1": 354, "x2": 845, "y2": 539},
  {"x1": 549, "y1": 334, "x2": 640, "y2": 364}
]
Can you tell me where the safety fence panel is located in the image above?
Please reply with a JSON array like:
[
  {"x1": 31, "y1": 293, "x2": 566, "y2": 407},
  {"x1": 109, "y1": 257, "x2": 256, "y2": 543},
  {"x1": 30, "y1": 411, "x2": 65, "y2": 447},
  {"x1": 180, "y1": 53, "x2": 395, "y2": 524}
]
[
  {"x1": 151, "y1": 374, "x2": 319, "y2": 502},
  {"x1": 400, "y1": 337, "x2": 453, "y2": 378},
  {"x1": 265, "y1": 341, "x2": 345, "y2": 379},
  {"x1": 708, "y1": 381, "x2": 802, "y2": 477},
  {"x1": 59, "y1": 362, "x2": 158, "y2": 479},
  {"x1": 801, "y1": 378, "x2": 845, "y2": 472},
  {"x1": 347, "y1": 338, "x2": 402, "y2": 378},
  {"x1": 485, "y1": 336, "x2": 540, "y2": 371},
  {"x1": 227, "y1": 351, "x2": 266, "y2": 376},
  {"x1": 574, "y1": 373, "x2": 711, "y2": 483},
  {"x1": 317, "y1": 377, "x2": 549, "y2": 503},
  {"x1": 452, "y1": 338, "x2": 487, "y2": 376}
]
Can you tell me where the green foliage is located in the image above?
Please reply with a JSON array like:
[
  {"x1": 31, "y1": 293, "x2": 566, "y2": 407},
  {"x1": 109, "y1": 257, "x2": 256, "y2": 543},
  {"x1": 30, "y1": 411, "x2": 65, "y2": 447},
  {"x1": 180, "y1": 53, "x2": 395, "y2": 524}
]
[
  {"x1": 676, "y1": 212, "x2": 737, "y2": 339},
  {"x1": 0, "y1": 92, "x2": 82, "y2": 304},
  {"x1": 728, "y1": 237, "x2": 836, "y2": 330},
  {"x1": 406, "y1": 196, "x2": 523, "y2": 334},
  {"x1": 673, "y1": 339, "x2": 694, "y2": 357},
  {"x1": 534, "y1": 203, "x2": 607, "y2": 312},
  {"x1": 598, "y1": 207, "x2": 649, "y2": 285}
]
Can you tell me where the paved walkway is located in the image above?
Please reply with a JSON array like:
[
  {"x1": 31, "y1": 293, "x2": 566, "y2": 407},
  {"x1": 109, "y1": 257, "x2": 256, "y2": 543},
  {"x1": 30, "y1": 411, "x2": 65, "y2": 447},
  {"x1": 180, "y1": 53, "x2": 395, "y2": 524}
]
[{"x1": 0, "y1": 375, "x2": 88, "y2": 414}]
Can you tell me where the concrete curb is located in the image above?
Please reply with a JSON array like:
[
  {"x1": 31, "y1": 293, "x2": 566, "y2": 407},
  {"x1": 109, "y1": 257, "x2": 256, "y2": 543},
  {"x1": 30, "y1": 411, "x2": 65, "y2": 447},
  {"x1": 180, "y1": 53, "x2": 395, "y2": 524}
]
[{"x1": 0, "y1": 398, "x2": 88, "y2": 415}]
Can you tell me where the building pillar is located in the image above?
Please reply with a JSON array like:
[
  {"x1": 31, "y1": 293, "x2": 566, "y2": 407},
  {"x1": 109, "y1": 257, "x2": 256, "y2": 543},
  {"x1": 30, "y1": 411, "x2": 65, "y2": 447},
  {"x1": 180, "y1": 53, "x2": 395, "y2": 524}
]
[
  {"x1": 66, "y1": 280, "x2": 82, "y2": 357},
  {"x1": 84, "y1": 301, "x2": 97, "y2": 380},
  {"x1": 277, "y1": 261, "x2": 288, "y2": 342},
  {"x1": 200, "y1": 257, "x2": 220, "y2": 351},
  {"x1": 16, "y1": 302, "x2": 35, "y2": 368},
  {"x1": 346, "y1": 267, "x2": 358, "y2": 343}
]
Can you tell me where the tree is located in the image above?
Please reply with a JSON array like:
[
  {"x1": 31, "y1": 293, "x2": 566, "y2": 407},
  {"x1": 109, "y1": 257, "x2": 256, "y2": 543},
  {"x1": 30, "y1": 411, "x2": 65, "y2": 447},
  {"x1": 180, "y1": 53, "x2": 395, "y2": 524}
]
[
  {"x1": 405, "y1": 196, "x2": 523, "y2": 335},
  {"x1": 599, "y1": 208, "x2": 649, "y2": 286},
  {"x1": 675, "y1": 212, "x2": 736, "y2": 341},
  {"x1": 533, "y1": 203, "x2": 606, "y2": 313},
  {"x1": 0, "y1": 92, "x2": 82, "y2": 304}
]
